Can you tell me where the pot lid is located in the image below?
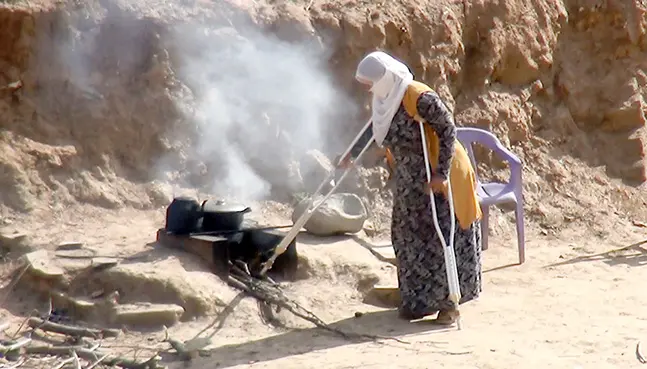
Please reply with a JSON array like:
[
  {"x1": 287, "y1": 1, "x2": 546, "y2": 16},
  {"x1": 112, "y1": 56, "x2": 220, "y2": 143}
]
[{"x1": 203, "y1": 199, "x2": 249, "y2": 213}]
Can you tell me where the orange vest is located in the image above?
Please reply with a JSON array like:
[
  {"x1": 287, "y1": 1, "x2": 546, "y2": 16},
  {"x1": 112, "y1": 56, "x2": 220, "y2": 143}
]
[{"x1": 385, "y1": 81, "x2": 482, "y2": 229}]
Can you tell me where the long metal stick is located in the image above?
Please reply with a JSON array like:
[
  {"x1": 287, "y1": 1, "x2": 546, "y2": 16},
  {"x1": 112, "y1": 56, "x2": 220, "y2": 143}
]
[
  {"x1": 418, "y1": 121, "x2": 462, "y2": 330},
  {"x1": 259, "y1": 121, "x2": 375, "y2": 276}
]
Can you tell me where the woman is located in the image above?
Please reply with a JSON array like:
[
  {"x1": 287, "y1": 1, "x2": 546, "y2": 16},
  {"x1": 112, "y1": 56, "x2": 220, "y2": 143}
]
[{"x1": 345, "y1": 51, "x2": 483, "y2": 325}]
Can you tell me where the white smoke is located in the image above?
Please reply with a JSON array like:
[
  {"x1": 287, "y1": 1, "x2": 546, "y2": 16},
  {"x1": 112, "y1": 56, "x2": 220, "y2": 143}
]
[
  {"x1": 37, "y1": 0, "x2": 359, "y2": 205},
  {"x1": 169, "y1": 22, "x2": 357, "y2": 202}
]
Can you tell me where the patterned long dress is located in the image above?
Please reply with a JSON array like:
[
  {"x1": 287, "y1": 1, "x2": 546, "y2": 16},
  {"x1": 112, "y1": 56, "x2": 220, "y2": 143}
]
[{"x1": 382, "y1": 91, "x2": 482, "y2": 317}]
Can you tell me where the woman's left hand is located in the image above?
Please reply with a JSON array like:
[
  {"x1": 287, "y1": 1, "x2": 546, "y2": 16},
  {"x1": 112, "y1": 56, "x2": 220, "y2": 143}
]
[{"x1": 425, "y1": 175, "x2": 447, "y2": 194}]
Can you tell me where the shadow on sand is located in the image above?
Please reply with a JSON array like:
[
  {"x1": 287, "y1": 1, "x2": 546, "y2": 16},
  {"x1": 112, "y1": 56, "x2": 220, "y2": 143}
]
[
  {"x1": 544, "y1": 239, "x2": 647, "y2": 268},
  {"x1": 165, "y1": 309, "x2": 453, "y2": 369}
]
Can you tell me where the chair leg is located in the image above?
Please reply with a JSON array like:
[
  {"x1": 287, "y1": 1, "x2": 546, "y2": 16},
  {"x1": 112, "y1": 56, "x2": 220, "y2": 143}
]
[
  {"x1": 481, "y1": 206, "x2": 489, "y2": 251},
  {"x1": 515, "y1": 203, "x2": 525, "y2": 264}
]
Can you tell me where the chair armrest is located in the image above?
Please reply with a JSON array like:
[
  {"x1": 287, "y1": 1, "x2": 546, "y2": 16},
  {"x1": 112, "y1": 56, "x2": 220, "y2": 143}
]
[
  {"x1": 492, "y1": 142, "x2": 522, "y2": 166},
  {"x1": 492, "y1": 144, "x2": 523, "y2": 196}
]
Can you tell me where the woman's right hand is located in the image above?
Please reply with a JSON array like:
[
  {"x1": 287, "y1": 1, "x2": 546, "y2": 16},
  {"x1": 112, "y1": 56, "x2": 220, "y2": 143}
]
[
  {"x1": 424, "y1": 175, "x2": 448, "y2": 195},
  {"x1": 335, "y1": 154, "x2": 353, "y2": 169}
]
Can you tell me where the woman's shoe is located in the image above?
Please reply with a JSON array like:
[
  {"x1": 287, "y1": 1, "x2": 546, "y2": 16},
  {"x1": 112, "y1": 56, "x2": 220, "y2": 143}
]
[
  {"x1": 398, "y1": 308, "x2": 436, "y2": 321},
  {"x1": 431, "y1": 309, "x2": 460, "y2": 325}
]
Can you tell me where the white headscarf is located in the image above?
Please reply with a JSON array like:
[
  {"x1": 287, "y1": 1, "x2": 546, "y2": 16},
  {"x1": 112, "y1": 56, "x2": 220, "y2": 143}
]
[{"x1": 355, "y1": 51, "x2": 414, "y2": 147}]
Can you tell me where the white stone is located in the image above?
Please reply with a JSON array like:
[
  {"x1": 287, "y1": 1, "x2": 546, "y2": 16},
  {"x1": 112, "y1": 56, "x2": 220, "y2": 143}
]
[
  {"x1": 111, "y1": 303, "x2": 185, "y2": 327},
  {"x1": 22, "y1": 250, "x2": 64, "y2": 278}
]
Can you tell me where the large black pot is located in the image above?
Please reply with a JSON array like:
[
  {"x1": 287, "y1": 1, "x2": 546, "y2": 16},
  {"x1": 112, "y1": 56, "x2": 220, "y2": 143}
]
[
  {"x1": 165, "y1": 197, "x2": 201, "y2": 235},
  {"x1": 201, "y1": 199, "x2": 251, "y2": 232}
]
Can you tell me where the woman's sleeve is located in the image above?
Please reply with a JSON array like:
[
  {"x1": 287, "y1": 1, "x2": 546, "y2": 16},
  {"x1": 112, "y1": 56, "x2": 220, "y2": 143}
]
[{"x1": 416, "y1": 91, "x2": 456, "y2": 180}]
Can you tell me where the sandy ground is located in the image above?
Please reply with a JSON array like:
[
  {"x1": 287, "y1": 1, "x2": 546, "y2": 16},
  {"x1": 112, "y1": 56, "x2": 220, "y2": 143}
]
[
  {"x1": 2, "y1": 206, "x2": 647, "y2": 369},
  {"x1": 1, "y1": 0, "x2": 647, "y2": 368}
]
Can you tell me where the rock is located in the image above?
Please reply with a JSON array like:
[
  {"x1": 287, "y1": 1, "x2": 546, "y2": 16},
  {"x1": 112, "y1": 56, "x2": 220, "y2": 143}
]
[
  {"x1": 56, "y1": 241, "x2": 83, "y2": 251},
  {"x1": 146, "y1": 181, "x2": 173, "y2": 206},
  {"x1": 110, "y1": 303, "x2": 185, "y2": 327},
  {"x1": 22, "y1": 250, "x2": 64, "y2": 279},
  {"x1": 90, "y1": 257, "x2": 120, "y2": 271},
  {"x1": 292, "y1": 193, "x2": 368, "y2": 236},
  {"x1": 602, "y1": 97, "x2": 647, "y2": 132},
  {"x1": 362, "y1": 221, "x2": 377, "y2": 237},
  {"x1": 50, "y1": 291, "x2": 97, "y2": 321},
  {"x1": 337, "y1": 166, "x2": 390, "y2": 199},
  {"x1": 0, "y1": 231, "x2": 31, "y2": 254},
  {"x1": 363, "y1": 286, "x2": 400, "y2": 308},
  {"x1": 272, "y1": 2, "x2": 318, "y2": 43}
]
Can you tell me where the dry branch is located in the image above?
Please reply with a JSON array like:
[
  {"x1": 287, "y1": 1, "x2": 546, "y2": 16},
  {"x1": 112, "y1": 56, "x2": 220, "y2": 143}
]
[
  {"x1": 258, "y1": 300, "x2": 285, "y2": 328},
  {"x1": 27, "y1": 318, "x2": 121, "y2": 339},
  {"x1": 0, "y1": 338, "x2": 32, "y2": 354},
  {"x1": 191, "y1": 291, "x2": 245, "y2": 340},
  {"x1": 226, "y1": 273, "x2": 408, "y2": 344},
  {"x1": 162, "y1": 330, "x2": 191, "y2": 361},
  {"x1": 25, "y1": 345, "x2": 163, "y2": 369},
  {"x1": 71, "y1": 350, "x2": 81, "y2": 369},
  {"x1": 0, "y1": 357, "x2": 26, "y2": 369}
]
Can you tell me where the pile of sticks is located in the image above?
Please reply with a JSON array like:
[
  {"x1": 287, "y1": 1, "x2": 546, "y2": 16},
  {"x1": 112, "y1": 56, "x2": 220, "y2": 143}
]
[
  {"x1": 0, "y1": 254, "x2": 404, "y2": 368},
  {"x1": 0, "y1": 315, "x2": 163, "y2": 369},
  {"x1": 158, "y1": 264, "x2": 407, "y2": 363},
  {"x1": 226, "y1": 264, "x2": 406, "y2": 344}
]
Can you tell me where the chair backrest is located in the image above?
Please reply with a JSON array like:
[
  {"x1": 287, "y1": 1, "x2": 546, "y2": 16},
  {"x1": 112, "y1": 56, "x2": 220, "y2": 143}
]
[{"x1": 456, "y1": 127, "x2": 523, "y2": 184}]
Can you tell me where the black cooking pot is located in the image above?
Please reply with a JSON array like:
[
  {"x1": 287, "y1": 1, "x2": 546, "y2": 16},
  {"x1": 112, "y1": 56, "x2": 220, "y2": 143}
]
[
  {"x1": 165, "y1": 197, "x2": 201, "y2": 235},
  {"x1": 200, "y1": 199, "x2": 251, "y2": 232}
]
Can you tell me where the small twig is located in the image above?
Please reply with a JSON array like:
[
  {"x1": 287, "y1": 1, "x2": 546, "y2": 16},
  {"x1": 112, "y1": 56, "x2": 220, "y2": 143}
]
[
  {"x1": 162, "y1": 327, "x2": 191, "y2": 361},
  {"x1": 232, "y1": 261, "x2": 251, "y2": 277},
  {"x1": 85, "y1": 353, "x2": 109, "y2": 369},
  {"x1": 52, "y1": 357, "x2": 74, "y2": 369},
  {"x1": 131, "y1": 346, "x2": 140, "y2": 365},
  {"x1": 100, "y1": 344, "x2": 162, "y2": 351},
  {"x1": 132, "y1": 354, "x2": 162, "y2": 369},
  {"x1": 637, "y1": 341, "x2": 646, "y2": 364},
  {"x1": 26, "y1": 297, "x2": 55, "y2": 339},
  {"x1": 87, "y1": 341, "x2": 101, "y2": 352},
  {"x1": 0, "y1": 263, "x2": 29, "y2": 307},
  {"x1": 72, "y1": 350, "x2": 81, "y2": 369},
  {"x1": 10, "y1": 314, "x2": 33, "y2": 340},
  {"x1": 44, "y1": 297, "x2": 53, "y2": 321},
  {"x1": 27, "y1": 318, "x2": 120, "y2": 339}
]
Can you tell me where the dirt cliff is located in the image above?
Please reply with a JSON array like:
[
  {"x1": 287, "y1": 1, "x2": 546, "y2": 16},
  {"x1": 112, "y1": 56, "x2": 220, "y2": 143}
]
[{"x1": 0, "y1": 0, "x2": 646, "y2": 235}]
